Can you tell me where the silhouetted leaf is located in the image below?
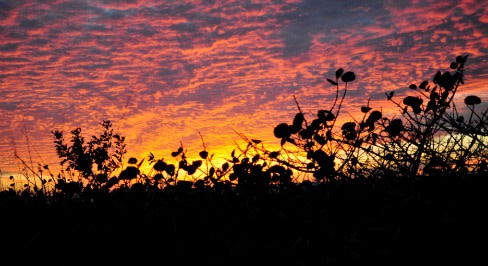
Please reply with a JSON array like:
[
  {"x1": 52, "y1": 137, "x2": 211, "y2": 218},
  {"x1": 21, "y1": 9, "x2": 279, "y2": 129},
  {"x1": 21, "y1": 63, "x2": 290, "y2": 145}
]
[
  {"x1": 386, "y1": 91, "x2": 394, "y2": 100},
  {"x1": 269, "y1": 151, "x2": 280, "y2": 158},
  {"x1": 341, "y1": 122, "x2": 357, "y2": 140},
  {"x1": 222, "y1": 162, "x2": 229, "y2": 172},
  {"x1": 153, "y1": 160, "x2": 167, "y2": 172},
  {"x1": 166, "y1": 164, "x2": 175, "y2": 176},
  {"x1": 274, "y1": 123, "x2": 290, "y2": 139},
  {"x1": 327, "y1": 78, "x2": 338, "y2": 86},
  {"x1": 456, "y1": 55, "x2": 466, "y2": 63},
  {"x1": 361, "y1": 106, "x2": 372, "y2": 113},
  {"x1": 292, "y1": 113, "x2": 304, "y2": 133},
  {"x1": 192, "y1": 160, "x2": 203, "y2": 168},
  {"x1": 154, "y1": 173, "x2": 164, "y2": 181},
  {"x1": 186, "y1": 165, "x2": 197, "y2": 175},
  {"x1": 119, "y1": 166, "x2": 140, "y2": 180},
  {"x1": 199, "y1": 150, "x2": 208, "y2": 159},
  {"x1": 409, "y1": 84, "x2": 417, "y2": 89},
  {"x1": 335, "y1": 68, "x2": 344, "y2": 79},
  {"x1": 450, "y1": 62, "x2": 458, "y2": 69},
  {"x1": 128, "y1": 157, "x2": 137, "y2": 164},
  {"x1": 433, "y1": 71, "x2": 442, "y2": 84},
  {"x1": 229, "y1": 173, "x2": 237, "y2": 181},
  {"x1": 366, "y1": 110, "x2": 382, "y2": 122},
  {"x1": 385, "y1": 119, "x2": 404, "y2": 137},
  {"x1": 318, "y1": 110, "x2": 335, "y2": 121},
  {"x1": 251, "y1": 139, "x2": 262, "y2": 144},
  {"x1": 439, "y1": 71, "x2": 455, "y2": 91},
  {"x1": 341, "y1": 71, "x2": 355, "y2": 82},
  {"x1": 403, "y1": 96, "x2": 423, "y2": 107},
  {"x1": 464, "y1": 95, "x2": 481, "y2": 105},
  {"x1": 341, "y1": 122, "x2": 356, "y2": 131},
  {"x1": 419, "y1": 80, "x2": 429, "y2": 90}
]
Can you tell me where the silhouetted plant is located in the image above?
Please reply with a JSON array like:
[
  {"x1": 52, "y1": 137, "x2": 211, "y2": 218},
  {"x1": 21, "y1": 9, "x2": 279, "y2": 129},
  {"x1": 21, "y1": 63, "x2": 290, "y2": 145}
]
[
  {"x1": 375, "y1": 55, "x2": 488, "y2": 177},
  {"x1": 266, "y1": 55, "x2": 487, "y2": 182},
  {"x1": 207, "y1": 132, "x2": 295, "y2": 192},
  {"x1": 267, "y1": 67, "x2": 388, "y2": 182},
  {"x1": 51, "y1": 120, "x2": 127, "y2": 193}
]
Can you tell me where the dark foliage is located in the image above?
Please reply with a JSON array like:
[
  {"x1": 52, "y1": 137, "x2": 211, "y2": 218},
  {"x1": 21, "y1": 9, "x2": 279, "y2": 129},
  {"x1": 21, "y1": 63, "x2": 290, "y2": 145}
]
[{"x1": 2, "y1": 55, "x2": 488, "y2": 265}]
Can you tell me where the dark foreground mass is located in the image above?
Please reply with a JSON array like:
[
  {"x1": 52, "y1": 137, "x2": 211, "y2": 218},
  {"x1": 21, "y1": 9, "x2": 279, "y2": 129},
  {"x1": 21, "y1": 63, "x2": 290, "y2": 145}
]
[{"x1": 1, "y1": 174, "x2": 487, "y2": 266}]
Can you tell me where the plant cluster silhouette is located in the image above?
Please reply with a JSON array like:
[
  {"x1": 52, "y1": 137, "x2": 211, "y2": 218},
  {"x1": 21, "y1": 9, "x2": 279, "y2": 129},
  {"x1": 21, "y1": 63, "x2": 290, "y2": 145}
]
[
  {"x1": 5, "y1": 55, "x2": 482, "y2": 196},
  {"x1": 1, "y1": 56, "x2": 487, "y2": 265}
]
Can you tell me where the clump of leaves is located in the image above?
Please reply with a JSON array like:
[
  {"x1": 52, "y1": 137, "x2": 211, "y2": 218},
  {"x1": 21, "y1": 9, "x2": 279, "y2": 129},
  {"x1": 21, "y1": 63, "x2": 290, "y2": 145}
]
[
  {"x1": 52, "y1": 120, "x2": 126, "y2": 192},
  {"x1": 266, "y1": 55, "x2": 487, "y2": 182}
]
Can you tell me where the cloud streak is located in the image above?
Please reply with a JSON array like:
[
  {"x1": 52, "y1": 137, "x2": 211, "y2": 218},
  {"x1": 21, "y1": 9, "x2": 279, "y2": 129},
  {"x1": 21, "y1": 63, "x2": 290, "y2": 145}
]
[{"x1": 0, "y1": 0, "x2": 487, "y2": 180}]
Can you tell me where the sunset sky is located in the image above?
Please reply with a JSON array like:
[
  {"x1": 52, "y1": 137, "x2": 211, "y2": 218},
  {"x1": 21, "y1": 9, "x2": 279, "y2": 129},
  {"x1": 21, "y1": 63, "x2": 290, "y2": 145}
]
[{"x1": 1, "y1": 0, "x2": 487, "y2": 183}]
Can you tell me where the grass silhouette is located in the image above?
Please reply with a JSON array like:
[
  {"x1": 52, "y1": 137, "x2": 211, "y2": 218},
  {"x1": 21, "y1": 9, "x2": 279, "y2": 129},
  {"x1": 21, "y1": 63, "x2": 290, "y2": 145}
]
[{"x1": 1, "y1": 55, "x2": 487, "y2": 265}]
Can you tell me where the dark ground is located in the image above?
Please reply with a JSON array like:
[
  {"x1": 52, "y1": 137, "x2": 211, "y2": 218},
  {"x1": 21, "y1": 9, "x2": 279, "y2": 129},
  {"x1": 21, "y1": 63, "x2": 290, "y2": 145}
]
[{"x1": 1, "y1": 174, "x2": 487, "y2": 265}]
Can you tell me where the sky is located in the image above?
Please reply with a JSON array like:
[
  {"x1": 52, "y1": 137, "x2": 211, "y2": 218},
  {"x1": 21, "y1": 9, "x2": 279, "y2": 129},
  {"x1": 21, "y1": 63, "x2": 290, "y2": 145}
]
[{"x1": 1, "y1": 0, "x2": 487, "y2": 185}]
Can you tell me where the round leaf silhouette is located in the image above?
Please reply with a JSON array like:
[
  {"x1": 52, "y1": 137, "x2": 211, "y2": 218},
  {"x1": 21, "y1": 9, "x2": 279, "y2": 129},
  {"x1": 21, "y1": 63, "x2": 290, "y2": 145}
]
[
  {"x1": 385, "y1": 119, "x2": 404, "y2": 137},
  {"x1": 464, "y1": 95, "x2": 481, "y2": 106},
  {"x1": 274, "y1": 123, "x2": 291, "y2": 139},
  {"x1": 153, "y1": 159, "x2": 167, "y2": 172},
  {"x1": 341, "y1": 122, "x2": 356, "y2": 131},
  {"x1": 341, "y1": 71, "x2": 355, "y2": 82},
  {"x1": 456, "y1": 55, "x2": 466, "y2": 63},
  {"x1": 366, "y1": 110, "x2": 382, "y2": 122},
  {"x1": 199, "y1": 150, "x2": 208, "y2": 159},
  {"x1": 403, "y1": 96, "x2": 422, "y2": 106},
  {"x1": 361, "y1": 106, "x2": 372, "y2": 113}
]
